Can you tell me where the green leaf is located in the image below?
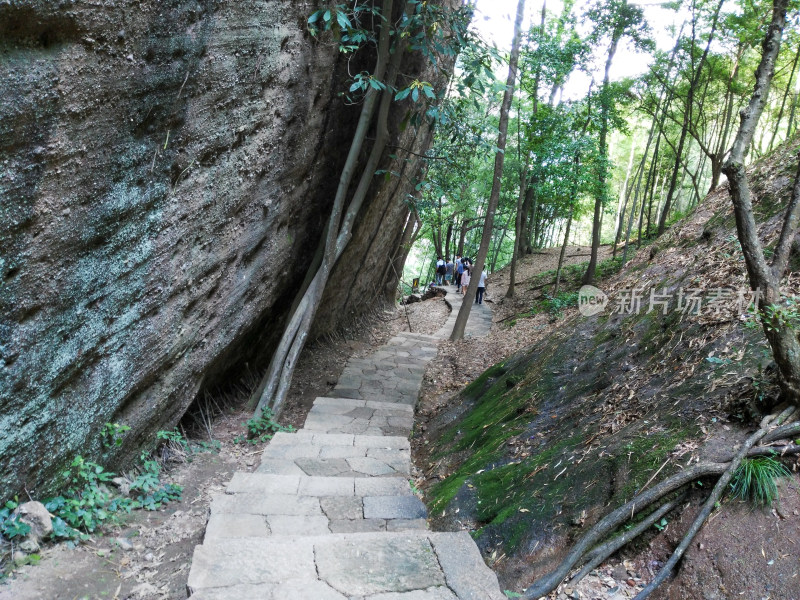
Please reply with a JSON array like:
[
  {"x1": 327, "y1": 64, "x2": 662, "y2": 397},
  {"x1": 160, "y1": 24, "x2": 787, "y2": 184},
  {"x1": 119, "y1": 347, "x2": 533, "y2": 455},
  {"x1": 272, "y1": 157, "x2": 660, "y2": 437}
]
[
  {"x1": 411, "y1": 88, "x2": 419, "y2": 102},
  {"x1": 422, "y1": 85, "x2": 435, "y2": 99},
  {"x1": 308, "y1": 10, "x2": 322, "y2": 24},
  {"x1": 323, "y1": 10, "x2": 331, "y2": 22},
  {"x1": 336, "y1": 11, "x2": 351, "y2": 30},
  {"x1": 395, "y1": 88, "x2": 411, "y2": 101}
]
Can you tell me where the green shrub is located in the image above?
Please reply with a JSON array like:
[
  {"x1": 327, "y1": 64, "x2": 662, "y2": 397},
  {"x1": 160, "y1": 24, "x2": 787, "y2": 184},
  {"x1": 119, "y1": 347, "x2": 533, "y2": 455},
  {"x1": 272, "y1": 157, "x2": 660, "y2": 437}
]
[
  {"x1": 42, "y1": 452, "x2": 183, "y2": 537},
  {"x1": 535, "y1": 291, "x2": 579, "y2": 318},
  {"x1": 234, "y1": 408, "x2": 294, "y2": 444}
]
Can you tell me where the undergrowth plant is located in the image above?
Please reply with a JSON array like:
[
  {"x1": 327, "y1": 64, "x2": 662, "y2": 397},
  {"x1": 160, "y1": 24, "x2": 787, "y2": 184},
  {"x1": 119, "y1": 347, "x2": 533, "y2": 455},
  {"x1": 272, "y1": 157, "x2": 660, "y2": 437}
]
[
  {"x1": 535, "y1": 291, "x2": 580, "y2": 319},
  {"x1": 100, "y1": 422, "x2": 130, "y2": 448},
  {"x1": 729, "y1": 456, "x2": 791, "y2": 506},
  {"x1": 0, "y1": 500, "x2": 31, "y2": 541},
  {"x1": 234, "y1": 408, "x2": 294, "y2": 444}
]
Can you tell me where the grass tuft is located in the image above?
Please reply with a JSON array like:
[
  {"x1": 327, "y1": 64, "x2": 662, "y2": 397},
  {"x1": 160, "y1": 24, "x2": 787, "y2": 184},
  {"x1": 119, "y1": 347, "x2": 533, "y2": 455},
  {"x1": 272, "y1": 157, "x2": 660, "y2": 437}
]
[{"x1": 729, "y1": 456, "x2": 791, "y2": 506}]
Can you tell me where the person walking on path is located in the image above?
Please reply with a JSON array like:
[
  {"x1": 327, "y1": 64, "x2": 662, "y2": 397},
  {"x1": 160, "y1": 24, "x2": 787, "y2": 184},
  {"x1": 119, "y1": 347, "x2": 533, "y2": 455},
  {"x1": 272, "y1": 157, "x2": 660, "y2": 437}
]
[
  {"x1": 455, "y1": 255, "x2": 464, "y2": 291},
  {"x1": 460, "y1": 264, "x2": 471, "y2": 296},
  {"x1": 445, "y1": 258, "x2": 454, "y2": 286},
  {"x1": 435, "y1": 256, "x2": 445, "y2": 285},
  {"x1": 475, "y1": 269, "x2": 488, "y2": 304}
]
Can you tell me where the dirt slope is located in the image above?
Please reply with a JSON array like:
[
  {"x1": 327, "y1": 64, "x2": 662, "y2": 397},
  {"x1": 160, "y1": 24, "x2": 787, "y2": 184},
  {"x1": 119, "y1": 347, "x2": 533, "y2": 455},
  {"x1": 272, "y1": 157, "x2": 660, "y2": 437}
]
[{"x1": 415, "y1": 136, "x2": 800, "y2": 599}]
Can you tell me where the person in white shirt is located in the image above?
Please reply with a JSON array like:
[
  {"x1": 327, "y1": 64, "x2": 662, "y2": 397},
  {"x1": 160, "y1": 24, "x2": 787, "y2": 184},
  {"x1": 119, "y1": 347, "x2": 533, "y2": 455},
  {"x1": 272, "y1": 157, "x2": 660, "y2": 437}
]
[
  {"x1": 475, "y1": 269, "x2": 488, "y2": 304},
  {"x1": 435, "y1": 257, "x2": 445, "y2": 285}
]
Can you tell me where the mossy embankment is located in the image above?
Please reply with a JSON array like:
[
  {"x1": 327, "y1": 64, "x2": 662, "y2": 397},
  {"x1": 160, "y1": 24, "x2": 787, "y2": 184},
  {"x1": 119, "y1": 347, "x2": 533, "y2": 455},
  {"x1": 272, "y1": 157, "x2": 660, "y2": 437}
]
[{"x1": 418, "y1": 137, "x2": 800, "y2": 592}]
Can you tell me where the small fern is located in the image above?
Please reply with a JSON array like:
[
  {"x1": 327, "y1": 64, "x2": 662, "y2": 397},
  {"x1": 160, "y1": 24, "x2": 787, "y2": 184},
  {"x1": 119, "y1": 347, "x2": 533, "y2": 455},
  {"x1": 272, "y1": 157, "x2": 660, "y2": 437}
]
[{"x1": 730, "y1": 456, "x2": 790, "y2": 506}]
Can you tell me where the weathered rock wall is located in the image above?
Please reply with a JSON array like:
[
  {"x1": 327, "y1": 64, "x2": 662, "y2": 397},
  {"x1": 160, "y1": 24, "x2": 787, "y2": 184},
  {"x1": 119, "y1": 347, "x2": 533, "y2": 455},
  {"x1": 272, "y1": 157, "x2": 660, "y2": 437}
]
[{"x1": 0, "y1": 0, "x2": 446, "y2": 498}]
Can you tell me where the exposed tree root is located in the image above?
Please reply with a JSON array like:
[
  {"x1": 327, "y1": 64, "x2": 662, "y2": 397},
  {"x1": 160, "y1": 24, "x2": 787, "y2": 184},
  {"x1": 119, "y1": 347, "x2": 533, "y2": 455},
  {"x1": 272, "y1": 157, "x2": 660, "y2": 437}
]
[
  {"x1": 569, "y1": 494, "x2": 687, "y2": 586},
  {"x1": 634, "y1": 405, "x2": 796, "y2": 599},
  {"x1": 522, "y1": 406, "x2": 799, "y2": 599}
]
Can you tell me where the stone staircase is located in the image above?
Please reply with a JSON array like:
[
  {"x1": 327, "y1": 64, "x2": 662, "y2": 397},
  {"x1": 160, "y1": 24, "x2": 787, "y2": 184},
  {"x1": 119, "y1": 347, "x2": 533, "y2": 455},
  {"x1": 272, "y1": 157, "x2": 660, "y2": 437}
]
[{"x1": 187, "y1": 288, "x2": 500, "y2": 599}]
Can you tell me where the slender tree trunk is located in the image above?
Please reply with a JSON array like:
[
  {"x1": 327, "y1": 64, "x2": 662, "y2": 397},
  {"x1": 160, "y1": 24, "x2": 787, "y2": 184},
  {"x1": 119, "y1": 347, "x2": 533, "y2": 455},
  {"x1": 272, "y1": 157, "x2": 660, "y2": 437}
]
[
  {"x1": 506, "y1": 172, "x2": 529, "y2": 298},
  {"x1": 638, "y1": 141, "x2": 660, "y2": 244},
  {"x1": 457, "y1": 219, "x2": 468, "y2": 256},
  {"x1": 787, "y1": 89, "x2": 799, "y2": 137},
  {"x1": 722, "y1": 0, "x2": 800, "y2": 404},
  {"x1": 582, "y1": 23, "x2": 621, "y2": 285},
  {"x1": 613, "y1": 138, "x2": 637, "y2": 255},
  {"x1": 554, "y1": 203, "x2": 575, "y2": 295},
  {"x1": 250, "y1": 0, "x2": 405, "y2": 418},
  {"x1": 451, "y1": 0, "x2": 526, "y2": 341},
  {"x1": 524, "y1": 184, "x2": 537, "y2": 253},
  {"x1": 768, "y1": 42, "x2": 800, "y2": 152},
  {"x1": 623, "y1": 158, "x2": 644, "y2": 263},
  {"x1": 707, "y1": 44, "x2": 743, "y2": 194},
  {"x1": 490, "y1": 211, "x2": 514, "y2": 272},
  {"x1": 658, "y1": 0, "x2": 723, "y2": 234}
]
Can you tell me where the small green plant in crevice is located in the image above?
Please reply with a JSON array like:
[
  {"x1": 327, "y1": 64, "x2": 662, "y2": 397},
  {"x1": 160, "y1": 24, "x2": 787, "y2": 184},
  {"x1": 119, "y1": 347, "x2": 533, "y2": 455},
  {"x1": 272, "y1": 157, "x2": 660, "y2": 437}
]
[
  {"x1": 100, "y1": 422, "x2": 130, "y2": 449},
  {"x1": 234, "y1": 408, "x2": 294, "y2": 444},
  {"x1": 193, "y1": 439, "x2": 222, "y2": 454},
  {"x1": 653, "y1": 517, "x2": 669, "y2": 532},
  {"x1": 729, "y1": 456, "x2": 791, "y2": 506}
]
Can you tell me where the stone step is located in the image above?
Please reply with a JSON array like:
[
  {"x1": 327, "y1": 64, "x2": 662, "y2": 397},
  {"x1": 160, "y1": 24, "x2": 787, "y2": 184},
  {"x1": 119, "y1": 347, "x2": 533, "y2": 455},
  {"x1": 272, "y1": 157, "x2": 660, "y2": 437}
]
[
  {"x1": 187, "y1": 531, "x2": 506, "y2": 600},
  {"x1": 303, "y1": 397, "x2": 414, "y2": 436},
  {"x1": 257, "y1": 431, "x2": 411, "y2": 477},
  {"x1": 327, "y1": 387, "x2": 419, "y2": 404},
  {"x1": 204, "y1": 474, "x2": 426, "y2": 540}
]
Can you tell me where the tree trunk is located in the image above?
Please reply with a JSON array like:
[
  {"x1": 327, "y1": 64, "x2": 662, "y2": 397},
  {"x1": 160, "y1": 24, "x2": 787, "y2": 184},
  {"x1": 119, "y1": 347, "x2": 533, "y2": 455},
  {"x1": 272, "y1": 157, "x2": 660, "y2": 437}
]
[
  {"x1": 582, "y1": 22, "x2": 620, "y2": 285},
  {"x1": 444, "y1": 218, "x2": 453, "y2": 259},
  {"x1": 721, "y1": 0, "x2": 800, "y2": 404},
  {"x1": 768, "y1": 42, "x2": 800, "y2": 152},
  {"x1": 787, "y1": 89, "x2": 799, "y2": 137},
  {"x1": 250, "y1": 0, "x2": 405, "y2": 418},
  {"x1": 613, "y1": 138, "x2": 637, "y2": 256},
  {"x1": 506, "y1": 172, "x2": 528, "y2": 298},
  {"x1": 658, "y1": 0, "x2": 723, "y2": 234},
  {"x1": 523, "y1": 183, "x2": 537, "y2": 254},
  {"x1": 553, "y1": 203, "x2": 575, "y2": 295},
  {"x1": 451, "y1": 0, "x2": 526, "y2": 341},
  {"x1": 623, "y1": 155, "x2": 644, "y2": 263}
]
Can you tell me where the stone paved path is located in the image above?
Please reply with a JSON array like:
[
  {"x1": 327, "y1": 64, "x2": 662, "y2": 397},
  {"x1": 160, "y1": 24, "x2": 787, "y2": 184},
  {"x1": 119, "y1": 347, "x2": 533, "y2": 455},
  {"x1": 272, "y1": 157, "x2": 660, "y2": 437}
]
[{"x1": 187, "y1": 287, "x2": 500, "y2": 599}]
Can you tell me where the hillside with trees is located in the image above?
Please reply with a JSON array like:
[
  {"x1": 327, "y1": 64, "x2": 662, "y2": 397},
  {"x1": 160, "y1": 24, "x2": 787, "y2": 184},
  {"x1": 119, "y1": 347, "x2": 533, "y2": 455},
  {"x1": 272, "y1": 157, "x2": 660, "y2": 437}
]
[{"x1": 1, "y1": 0, "x2": 800, "y2": 597}]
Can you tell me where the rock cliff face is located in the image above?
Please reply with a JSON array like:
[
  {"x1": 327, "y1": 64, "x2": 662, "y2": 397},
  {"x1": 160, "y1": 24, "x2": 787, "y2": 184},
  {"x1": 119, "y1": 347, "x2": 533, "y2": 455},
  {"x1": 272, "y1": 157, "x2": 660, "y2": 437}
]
[{"x1": 0, "y1": 0, "x2": 444, "y2": 498}]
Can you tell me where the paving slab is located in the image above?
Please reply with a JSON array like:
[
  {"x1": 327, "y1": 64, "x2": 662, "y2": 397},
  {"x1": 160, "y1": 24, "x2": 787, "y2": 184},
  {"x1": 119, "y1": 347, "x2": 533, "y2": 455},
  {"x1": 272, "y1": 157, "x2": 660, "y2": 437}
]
[
  {"x1": 204, "y1": 513, "x2": 270, "y2": 540},
  {"x1": 363, "y1": 496, "x2": 427, "y2": 520},
  {"x1": 315, "y1": 535, "x2": 445, "y2": 596},
  {"x1": 210, "y1": 493, "x2": 322, "y2": 516},
  {"x1": 187, "y1": 537, "x2": 316, "y2": 590}
]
